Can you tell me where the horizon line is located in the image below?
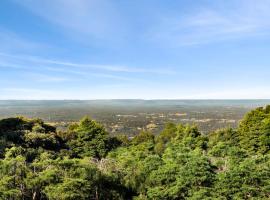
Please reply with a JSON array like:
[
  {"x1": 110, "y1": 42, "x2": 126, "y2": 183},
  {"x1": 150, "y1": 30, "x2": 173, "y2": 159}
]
[{"x1": 1, "y1": 99, "x2": 270, "y2": 101}]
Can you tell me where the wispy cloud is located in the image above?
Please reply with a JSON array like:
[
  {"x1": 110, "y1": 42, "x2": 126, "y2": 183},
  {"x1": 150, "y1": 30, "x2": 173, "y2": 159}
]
[
  {"x1": 149, "y1": 0, "x2": 270, "y2": 46},
  {"x1": 0, "y1": 52, "x2": 174, "y2": 75},
  {"x1": 0, "y1": 28, "x2": 45, "y2": 52},
  {"x1": 0, "y1": 52, "x2": 176, "y2": 85},
  {"x1": 23, "y1": 72, "x2": 71, "y2": 83},
  {"x1": 0, "y1": 59, "x2": 138, "y2": 82},
  {"x1": 12, "y1": 0, "x2": 127, "y2": 43}
]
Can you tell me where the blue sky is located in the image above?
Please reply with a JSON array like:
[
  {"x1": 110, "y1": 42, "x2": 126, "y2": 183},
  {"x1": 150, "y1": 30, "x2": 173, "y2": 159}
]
[{"x1": 1, "y1": 0, "x2": 270, "y2": 99}]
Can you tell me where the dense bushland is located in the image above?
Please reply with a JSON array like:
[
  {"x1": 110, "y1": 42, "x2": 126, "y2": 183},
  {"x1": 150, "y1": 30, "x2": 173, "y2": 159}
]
[{"x1": 0, "y1": 106, "x2": 270, "y2": 200}]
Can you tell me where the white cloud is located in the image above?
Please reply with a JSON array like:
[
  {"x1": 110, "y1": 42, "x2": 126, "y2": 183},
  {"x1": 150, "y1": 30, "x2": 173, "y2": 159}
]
[
  {"x1": 0, "y1": 52, "x2": 174, "y2": 75},
  {"x1": 23, "y1": 72, "x2": 71, "y2": 83},
  {"x1": 149, "y1": 0, "x2": 270, "y2": 46},
  {"x1": 12, "y1": 0, "x2": 126, "y2": 42}
]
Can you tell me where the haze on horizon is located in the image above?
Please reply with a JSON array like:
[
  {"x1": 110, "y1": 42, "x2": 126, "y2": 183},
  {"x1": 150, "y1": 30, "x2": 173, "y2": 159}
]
[{"x1": 1, "y1": 0, "x2": 270, "y2": 100}]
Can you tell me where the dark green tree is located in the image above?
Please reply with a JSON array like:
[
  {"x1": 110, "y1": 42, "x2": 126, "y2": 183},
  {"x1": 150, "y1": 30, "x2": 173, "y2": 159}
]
[{"x1": 67, "y1": 116, "x2": 111, "y2": 158}]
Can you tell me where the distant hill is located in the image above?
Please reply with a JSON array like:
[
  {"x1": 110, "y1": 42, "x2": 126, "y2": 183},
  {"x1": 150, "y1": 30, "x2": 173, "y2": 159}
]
[{"x1": 1, "y1": 99, "x2": 270, "y2": 108}]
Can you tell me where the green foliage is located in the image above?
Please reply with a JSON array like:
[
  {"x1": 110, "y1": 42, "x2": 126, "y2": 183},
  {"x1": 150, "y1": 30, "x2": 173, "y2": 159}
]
[
  {"x1": 238, "y1": 106, "x2": 270, "y2": 154},
  {"x1": 208, "y1": 127, "x2": 238, "y2": 147},
  {"x1": 173, "y1": 124, "x2": 208, "y2": 151},
  {"x1": 108, "y1": 140, "x2": 157, "y2": 196},
  {"x1": 156, "y1": 122, "x2": 177, "y2": 143},
  {"x1": 147, "y1": 145, "x2": 215, "y2": 199},
  {"x1": 0, "y1": 117, "x2": 62, "y2": 158},
  {"x1": 67, "y1": 116, "x2": 113, "y2": 158},
  {"x1": 1, "y1": 106, "x2": 270, "y2": 199},
  {"x1": 131, "y1": 131, "x2": 155, "y2": 145},
  {"x1": 24, "y1": 132, "x2": 61, "y2": 150},
  {"x1": 214, "y1": 155, "x2": 270, "y2": 199},
  {"x1": 154, "y1": 122, "x2": 177, "y2": 154}
]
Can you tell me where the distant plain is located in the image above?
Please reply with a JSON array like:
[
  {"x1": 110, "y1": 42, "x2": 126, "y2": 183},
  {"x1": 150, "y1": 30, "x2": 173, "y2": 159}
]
[{"x1": 1, "y1": 100, "x2": 270, "y2": 136}]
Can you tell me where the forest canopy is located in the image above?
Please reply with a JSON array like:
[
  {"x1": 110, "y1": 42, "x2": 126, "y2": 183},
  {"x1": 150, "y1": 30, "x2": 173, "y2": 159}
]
[{"x1": 0, "y1": 106, "x2": 270, "y2": 200}]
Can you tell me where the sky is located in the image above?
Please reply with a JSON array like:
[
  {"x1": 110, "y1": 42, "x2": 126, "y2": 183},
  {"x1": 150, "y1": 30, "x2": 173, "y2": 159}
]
[{"x1": 1, "y1": 0, "x2": 270, "y2": 99}]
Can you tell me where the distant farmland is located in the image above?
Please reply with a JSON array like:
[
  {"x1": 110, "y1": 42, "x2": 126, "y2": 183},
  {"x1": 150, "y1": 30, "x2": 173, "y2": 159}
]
[{"x1": 1, "y1": 100, "x2": 270, "y2": 136}]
